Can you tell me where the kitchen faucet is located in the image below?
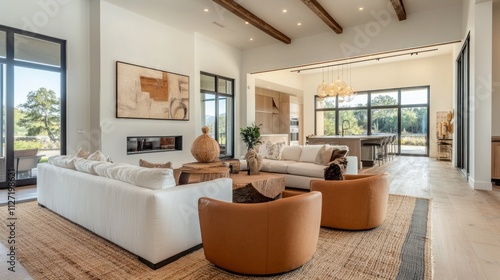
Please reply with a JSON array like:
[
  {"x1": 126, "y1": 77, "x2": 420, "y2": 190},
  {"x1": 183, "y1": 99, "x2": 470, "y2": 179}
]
[{"x1": 342, "y1": 120, "x2": 351, "y2": 137}]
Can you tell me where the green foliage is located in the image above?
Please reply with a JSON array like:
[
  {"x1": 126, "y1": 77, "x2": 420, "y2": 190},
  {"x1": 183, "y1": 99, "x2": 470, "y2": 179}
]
[
  {"x1": 14, "y1": 140, "x2": 43, "y2": 150},
  {"x1": 240, "y1": 123, "x2": 262, "y2": 150},
  {"x1": 16, "y1": 87, "x2": 60, "y2": 141}
]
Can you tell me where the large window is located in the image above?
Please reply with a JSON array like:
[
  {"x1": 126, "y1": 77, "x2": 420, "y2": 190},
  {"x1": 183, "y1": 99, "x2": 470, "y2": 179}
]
[
  {"x1": 315, "y1": 86, "x2": 430, "y2": 156},
  {"x1": 200, "y1": 72, "x2": 234, "y2": 159},
  {"x1": 0, "y1": 25, "x2": 66, "y2": 188}
]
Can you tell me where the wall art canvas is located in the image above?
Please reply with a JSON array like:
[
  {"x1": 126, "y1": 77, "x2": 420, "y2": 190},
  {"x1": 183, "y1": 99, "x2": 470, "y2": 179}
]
[{"x1": 116, "y1": 61, "x2": 189, "y2": 120}]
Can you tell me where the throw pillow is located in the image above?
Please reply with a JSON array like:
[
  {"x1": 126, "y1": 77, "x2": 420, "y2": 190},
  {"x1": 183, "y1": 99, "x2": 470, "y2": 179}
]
[
  {"x1": 330, "y1": 149, "x2": 348, "y2": 162},
  {"x1": 87, "y1": 150, "x2": 107, "y2": 161},
  {"x1": 139, "y1": 159, "x2": 172, "y2": 169},
  {"x1": 75, "y1": 147, "x2": 90, "y2": 159},
  {"x1": 315, "y1": 145, "x2": 336, "y2": 165},
  {"x1": 264, "y1": 142, "x2": 285, "y2": 160},
  {"x1": 324, "y1": 158, "x2": 346, "y2": 180}
]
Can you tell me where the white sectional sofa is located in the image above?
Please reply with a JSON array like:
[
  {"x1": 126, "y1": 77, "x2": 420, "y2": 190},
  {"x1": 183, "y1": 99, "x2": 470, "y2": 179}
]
[
  {"x1": 240, "y1": 144, "x2": 358, "y2": 190},
  {"x1": 37, "y1": 158, "x2": 232, "y2": 269}
]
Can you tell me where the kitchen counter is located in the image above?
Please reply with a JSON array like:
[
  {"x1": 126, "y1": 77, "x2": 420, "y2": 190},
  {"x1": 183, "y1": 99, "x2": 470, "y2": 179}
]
[{"x1": 308, "y1": 135, "x2": 394, "y2": 168}]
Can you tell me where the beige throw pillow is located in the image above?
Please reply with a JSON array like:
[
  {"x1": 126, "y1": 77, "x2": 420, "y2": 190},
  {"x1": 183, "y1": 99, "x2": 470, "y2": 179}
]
[
  {"x1": 87, "y1": 150, "x2": 107, "y2": 161},
  {"x1": 75, "y1": 147, "x2": 90, "y2": 159},
  {"x1": 139, "y1": 159, "x2": 172, "y2": 169}
]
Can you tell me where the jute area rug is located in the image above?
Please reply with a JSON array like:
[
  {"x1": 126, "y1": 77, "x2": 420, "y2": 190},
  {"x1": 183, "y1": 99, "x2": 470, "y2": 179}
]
[{"x1": 0, "y1": 195, "x2": 432, "y2": 279}]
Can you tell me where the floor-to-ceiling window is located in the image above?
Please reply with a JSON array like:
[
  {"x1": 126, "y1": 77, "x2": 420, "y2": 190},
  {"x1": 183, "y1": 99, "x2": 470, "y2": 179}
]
[
  {"x1": 315, "y1": 86, "x2": 430, "y2": 156},
  {"x1": 0, "y1": 25, "x2": 66, "y2": 188},
  {"x1": 200, "y1": 72, "x2": 234, "y2": 159}
]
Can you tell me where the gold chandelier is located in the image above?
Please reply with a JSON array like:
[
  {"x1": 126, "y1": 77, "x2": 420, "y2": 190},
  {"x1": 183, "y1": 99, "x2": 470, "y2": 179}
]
[{"x1": 316, "y1": 64, "x2": 356, "y2": 103}]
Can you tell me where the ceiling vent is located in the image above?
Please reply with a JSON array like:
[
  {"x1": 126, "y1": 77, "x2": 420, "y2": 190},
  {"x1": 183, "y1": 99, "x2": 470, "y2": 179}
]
[{"x1": 213, "y1": 21, "x2": 226, "y2": 28}]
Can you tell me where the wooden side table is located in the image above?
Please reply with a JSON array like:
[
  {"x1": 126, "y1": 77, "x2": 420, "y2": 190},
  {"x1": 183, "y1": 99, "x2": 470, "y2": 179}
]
[{"x1": 178, "y1": 163, "x2": 229, "y2": 185}]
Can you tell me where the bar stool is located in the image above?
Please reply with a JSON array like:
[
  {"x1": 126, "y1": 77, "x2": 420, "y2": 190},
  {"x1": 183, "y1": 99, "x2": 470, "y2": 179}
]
[{"x1": 362, "y1": 138, "x2": 384, "y2": 166}]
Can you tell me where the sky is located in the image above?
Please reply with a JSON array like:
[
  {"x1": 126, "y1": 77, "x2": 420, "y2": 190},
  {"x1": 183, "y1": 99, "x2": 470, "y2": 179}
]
[{"x1": 12, "y1": 66, "x2": 61, "y2": 106}]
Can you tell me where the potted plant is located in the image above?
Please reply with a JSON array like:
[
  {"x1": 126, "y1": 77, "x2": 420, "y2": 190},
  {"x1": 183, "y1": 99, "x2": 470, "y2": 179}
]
[
  {"x1": 240, "y1": 123, "x2": 263, "y2": 175},
  {"x1": 240, "y1": 122, "x2": 263, "y2": 151}
]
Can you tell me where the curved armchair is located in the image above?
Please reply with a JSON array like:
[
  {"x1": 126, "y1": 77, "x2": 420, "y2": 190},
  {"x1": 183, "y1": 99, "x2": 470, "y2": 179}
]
[
  {"x1": 310, "y1": 173, "x2": 390, "y2": 230},
  {"x1": 198, "y1": 192, "x2": 322, "y2": 275}
]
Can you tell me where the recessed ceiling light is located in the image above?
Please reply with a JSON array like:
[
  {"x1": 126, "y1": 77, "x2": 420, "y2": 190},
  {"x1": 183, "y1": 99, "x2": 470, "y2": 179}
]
[
  {"x1": 250, "y1": 38, "x2": 253, "y2": 41},
  {"x1": 283, "y1": 9, "x2": 287, "y2": 13},
  {"x1": 358, "y1": 7, "x2": 364, "y2": 11},
  {"x1": 297, "y1": 22, "x2": 302, "y2": 26},
  {"x1": 204, "y1": 8, "x2": 209, "y2": 12},
  {"x1": 245, "y1": 21, "x2": 249, "y2": 25}
]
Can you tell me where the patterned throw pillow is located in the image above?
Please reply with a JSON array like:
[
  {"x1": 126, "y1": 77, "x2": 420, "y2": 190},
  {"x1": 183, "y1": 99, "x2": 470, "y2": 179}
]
[
  {"x1": 139, "y1": 159, "x2": 172, "y2": 169},
  {"x1": 264, "y1": 142, "x2": 285, "y2": 160}
]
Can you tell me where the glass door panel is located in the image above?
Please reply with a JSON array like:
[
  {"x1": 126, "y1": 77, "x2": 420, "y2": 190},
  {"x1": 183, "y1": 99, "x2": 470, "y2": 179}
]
[
  {"x1": 14, "y1": 66, "x2": 61, "y2": 182},
  {"x1": 218, "y1": 96, "x2": 233, "y2": 158},
  {"x1": 401, "y1": 107, "x2": 428, "y2": 155},
  {"x1": 339, "y1": 109, "x2": 367, "y2": 135},
  {"x1": 316, "y1": 111, "x2": 335, "y2": 135},
  {"x1": 201, "y1": 93, "x2": 216, "y2": 138}
]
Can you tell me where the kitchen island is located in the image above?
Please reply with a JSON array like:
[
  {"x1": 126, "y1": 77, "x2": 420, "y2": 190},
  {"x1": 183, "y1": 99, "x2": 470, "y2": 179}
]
[{"x1": 307, "y1": 135, "x2": 395, "y2": 168}]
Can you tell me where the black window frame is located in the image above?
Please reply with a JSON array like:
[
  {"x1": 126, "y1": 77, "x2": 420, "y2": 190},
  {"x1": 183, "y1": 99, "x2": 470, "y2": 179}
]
[
  {"x1": 315, "y1": 86, "x2": 430, "y2": 157},
  {"x1": 0, "y1": 24, "x2": 66, "y2": 188},
  {"x1": 200, "y1": 71, "x2": 235, "y2": 159}
]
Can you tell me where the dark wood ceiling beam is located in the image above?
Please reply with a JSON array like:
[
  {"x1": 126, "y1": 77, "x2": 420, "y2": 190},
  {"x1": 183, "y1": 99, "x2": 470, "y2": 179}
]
[
  {"x1": 300, "y1": 0, "x2": 342, "y2": 34},
  {"x1": 212, "y1": 0, "x2": 291, "y2": 44},
  {"x1": 390, "y1": 0, "x2": 407, "y2": 21}
]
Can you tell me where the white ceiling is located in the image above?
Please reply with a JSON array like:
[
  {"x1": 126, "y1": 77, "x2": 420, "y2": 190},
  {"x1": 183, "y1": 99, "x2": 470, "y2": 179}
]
[{"x1": 103, "y1": 0, "x2": 461, "y2": 50}]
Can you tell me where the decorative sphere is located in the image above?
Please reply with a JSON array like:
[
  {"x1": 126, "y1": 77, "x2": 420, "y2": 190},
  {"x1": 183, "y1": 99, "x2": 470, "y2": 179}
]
[{"x1": 191, "y1": 126, "x2": 220, "y2": 163}]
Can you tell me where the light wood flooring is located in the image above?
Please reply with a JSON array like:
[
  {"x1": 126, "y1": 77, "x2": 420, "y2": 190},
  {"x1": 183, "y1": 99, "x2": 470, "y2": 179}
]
[{"x1": 1, "y1": 156, "x2": 499, "y2": 279}]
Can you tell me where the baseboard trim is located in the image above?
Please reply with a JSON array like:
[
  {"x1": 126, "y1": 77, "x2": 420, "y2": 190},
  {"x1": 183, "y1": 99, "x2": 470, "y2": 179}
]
[
  {"x1": 138, "y1": 243, "x2": 203, "y2": 270},
  {"x1": 468, "y1": 177, "x2": 493, "y2": 190}
]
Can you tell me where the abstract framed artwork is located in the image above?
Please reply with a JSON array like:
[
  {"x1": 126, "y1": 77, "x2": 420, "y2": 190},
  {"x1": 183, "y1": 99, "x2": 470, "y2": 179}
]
[{"x1": 116, "y1": 61, "x2": 189, "y2": 120}]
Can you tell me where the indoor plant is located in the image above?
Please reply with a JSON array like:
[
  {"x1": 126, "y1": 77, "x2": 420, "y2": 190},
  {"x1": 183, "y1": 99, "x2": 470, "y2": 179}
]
[{"x1": 240, "y1": 122, "x2": 263, "y2": 151}]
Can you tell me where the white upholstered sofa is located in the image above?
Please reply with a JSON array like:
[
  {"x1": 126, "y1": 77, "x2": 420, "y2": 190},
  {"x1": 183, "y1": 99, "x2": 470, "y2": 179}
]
[
  {"x1": 240, "y1": 144, "x2": 358, "y2": 190},
  {"x1": 37, "y1": 157, "x2": 232, "y2": 269}
]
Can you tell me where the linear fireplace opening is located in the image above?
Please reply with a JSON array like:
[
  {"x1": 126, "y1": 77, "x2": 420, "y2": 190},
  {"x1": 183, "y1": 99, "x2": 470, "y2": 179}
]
[{"x1": 127, "y1": 136, "x2": 182, "y2": 155}]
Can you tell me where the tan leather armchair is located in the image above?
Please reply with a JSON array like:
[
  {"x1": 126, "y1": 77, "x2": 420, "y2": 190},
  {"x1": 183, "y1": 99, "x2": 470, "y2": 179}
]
[
  {"x1": 198, "y1": 191, "x2": 322, "y2": 275},
  {"x1": 310, "y1": 173, "x2": 390, "y2": 230}
]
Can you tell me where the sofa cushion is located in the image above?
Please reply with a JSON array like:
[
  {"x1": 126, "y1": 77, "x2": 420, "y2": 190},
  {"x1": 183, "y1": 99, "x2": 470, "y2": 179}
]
[
  {"x1": 281, "y1": 145, "x2": 302, "y2": 161},
  {"x1": 286, "y1": 162, "x2": 325, "y2": 178},
  {"x1": 48, "y1": 155, "x2": 76, "y2": 169},
  {"x1": 298, "y1": 145, "x2": 324, "y2": 163},
  {"x1": 315, "y1": 145, "x2": 338, "y2": 165},
  {"x1": 260, "y1": 159, "x2": 294, "y2": 173},
  {"x1": 95, "y1": 163, "x2": 176, "y2": 190},
  {"x1": 74, "y1": 159, "x2": 109, "y2": 175}
]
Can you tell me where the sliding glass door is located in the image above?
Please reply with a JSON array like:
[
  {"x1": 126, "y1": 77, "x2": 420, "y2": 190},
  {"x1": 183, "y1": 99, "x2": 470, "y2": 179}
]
[{"x1": 0, "y1": 25, "x2": 66, "y2": 188}]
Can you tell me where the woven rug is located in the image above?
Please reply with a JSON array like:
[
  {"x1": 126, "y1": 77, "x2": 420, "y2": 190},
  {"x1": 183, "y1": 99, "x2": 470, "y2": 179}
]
[{"x1": 0, "y1": 195, "x2": 432, "y2": 279}]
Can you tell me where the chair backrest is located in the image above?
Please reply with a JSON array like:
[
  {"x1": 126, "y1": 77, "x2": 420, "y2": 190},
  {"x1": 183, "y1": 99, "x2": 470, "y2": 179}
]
[
  {"x1": 16, "y1": 155, "x2": 43, "y2": 172},
  {"x1": 14, "y1": 148, "x2": 39, "y2": 159}
]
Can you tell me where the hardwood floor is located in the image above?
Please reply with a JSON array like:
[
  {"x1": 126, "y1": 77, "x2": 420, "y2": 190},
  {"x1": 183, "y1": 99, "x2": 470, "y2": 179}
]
[
  {"x1": 361, "y1": 156, "x2": 500, "y2": 280},
  {"x1": 1, "y1": 157, "x2": 499, "y2": 279}
]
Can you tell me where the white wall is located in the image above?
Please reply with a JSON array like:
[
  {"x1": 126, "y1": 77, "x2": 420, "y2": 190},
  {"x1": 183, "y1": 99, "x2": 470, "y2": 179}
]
[
  {"x1": 493, "y1": 1, "x2": 500, "y2": 136},
  {"x1": 462, "y1": 0, "x2": 493, "y2": 190},
  {"x1": 0, "y1": 0, "x2": 91, "y2": 154},
  {"x1": 99, "y1": 2, "x2": 242, "y2": 167},
  {"x1": 299, "y1": 54, "x2": 454, "y2": 158}
]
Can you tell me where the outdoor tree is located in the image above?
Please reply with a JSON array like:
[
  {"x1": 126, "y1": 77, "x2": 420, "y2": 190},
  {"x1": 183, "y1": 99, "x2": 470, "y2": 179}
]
[{"x1": 17, "y1": 87, "x2": 60, "y2": 142}]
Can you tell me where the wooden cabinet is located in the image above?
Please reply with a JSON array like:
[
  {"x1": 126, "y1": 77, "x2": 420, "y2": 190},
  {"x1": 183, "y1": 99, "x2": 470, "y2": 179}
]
[{"x1": 492, "y1": 138, "x2": 500, "y2": 180}]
